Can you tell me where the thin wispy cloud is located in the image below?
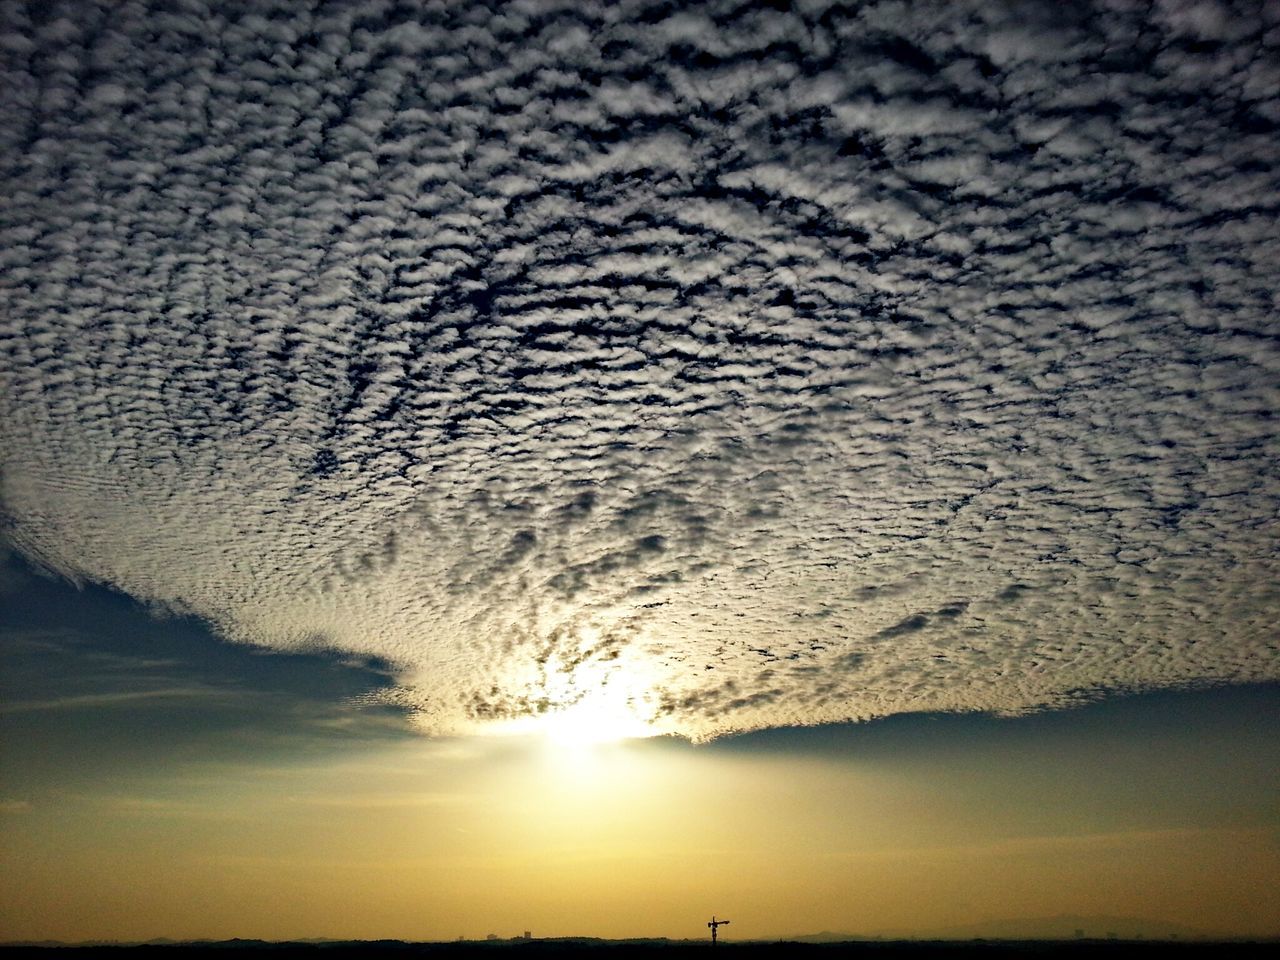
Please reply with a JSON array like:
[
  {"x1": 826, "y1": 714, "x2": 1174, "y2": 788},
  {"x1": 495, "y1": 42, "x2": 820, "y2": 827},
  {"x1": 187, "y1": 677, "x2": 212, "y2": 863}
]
[
  {"x1": 1, "y1": 0, "x2": 1277, "y2": 739},
  {"x1": 0, "y1": 687, "x2": 249, "y2": 715}
]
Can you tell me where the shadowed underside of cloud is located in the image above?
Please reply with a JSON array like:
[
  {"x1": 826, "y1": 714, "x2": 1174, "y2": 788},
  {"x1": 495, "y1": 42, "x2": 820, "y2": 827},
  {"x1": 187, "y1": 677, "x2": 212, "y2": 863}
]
[{"x1": 1, "y1": 0, "x2": 1278, "y2": 739}]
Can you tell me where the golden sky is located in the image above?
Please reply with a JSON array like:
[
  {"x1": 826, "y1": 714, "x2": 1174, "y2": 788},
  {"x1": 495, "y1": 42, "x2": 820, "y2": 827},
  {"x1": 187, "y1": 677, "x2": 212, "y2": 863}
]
[{"x1": 4, "y1": 679, "x2": 1278, "y2": 942}]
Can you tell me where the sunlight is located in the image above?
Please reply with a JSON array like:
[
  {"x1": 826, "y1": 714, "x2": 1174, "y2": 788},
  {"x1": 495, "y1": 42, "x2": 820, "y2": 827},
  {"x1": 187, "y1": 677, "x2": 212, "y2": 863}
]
[
  {"x1": 480, "y1": 641, "x2": 666, "y2": 749},
  {"x1": 537, "y1": 689, "x2": 655, "y2": 747},
  {"x1": 484, "y1": 681, "x2": 658, "y2": 749}
]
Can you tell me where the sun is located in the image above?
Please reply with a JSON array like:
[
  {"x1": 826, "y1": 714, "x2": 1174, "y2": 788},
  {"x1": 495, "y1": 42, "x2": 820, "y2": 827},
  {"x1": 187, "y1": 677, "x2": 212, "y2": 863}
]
[
  {"x1": 536, "y1": 689, "x2": 655, "y2": 747},
  {"x1": 486, "y1": 681, "x2": 657, "y2": 747},
  {"x1": 480, "y1": 641, "x2": 666, "y2": 747}
]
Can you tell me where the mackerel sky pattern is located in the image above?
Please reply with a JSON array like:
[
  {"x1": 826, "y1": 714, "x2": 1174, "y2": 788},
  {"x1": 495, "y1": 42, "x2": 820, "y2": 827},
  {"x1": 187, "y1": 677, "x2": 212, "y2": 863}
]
[{"x1": 2, "y1": 0, "x2": 1278, "y2": 738}]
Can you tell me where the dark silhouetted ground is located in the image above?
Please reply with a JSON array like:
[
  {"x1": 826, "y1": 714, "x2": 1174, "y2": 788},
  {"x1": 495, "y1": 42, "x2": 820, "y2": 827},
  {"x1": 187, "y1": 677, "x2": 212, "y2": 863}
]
[{"x1": 2, "y1": 939, "x2": 1278, "y2": 959}]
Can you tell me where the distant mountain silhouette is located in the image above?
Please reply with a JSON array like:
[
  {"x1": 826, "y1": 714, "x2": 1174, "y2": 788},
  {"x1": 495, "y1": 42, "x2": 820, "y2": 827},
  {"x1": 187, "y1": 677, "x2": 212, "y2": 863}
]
[
  {"x1": 911, "y1": 914, "x2": 1219, "y2": 941},
  {"x1": 778, "y1": 931, "x2": 882, "y2": 943},
  {"x1": 776, "y1": 915, "x2": 1224, "y2": 942}
]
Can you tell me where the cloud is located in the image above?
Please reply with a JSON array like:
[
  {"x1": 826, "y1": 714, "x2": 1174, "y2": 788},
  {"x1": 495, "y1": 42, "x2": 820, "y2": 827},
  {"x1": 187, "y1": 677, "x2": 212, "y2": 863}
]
[
  {"x1": 0, "y1": 0, "x2": 1277, "y2": 739},
  {"x1": 0, "y1": 688, "x2": 244, "y2": 715}
]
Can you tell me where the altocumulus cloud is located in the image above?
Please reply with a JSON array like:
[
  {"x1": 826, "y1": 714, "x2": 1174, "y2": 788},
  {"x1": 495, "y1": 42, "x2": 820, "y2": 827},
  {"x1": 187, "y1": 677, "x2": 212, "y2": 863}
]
[{"x1": 1, "y1": 0, "x2": 1278, "y2": 739}]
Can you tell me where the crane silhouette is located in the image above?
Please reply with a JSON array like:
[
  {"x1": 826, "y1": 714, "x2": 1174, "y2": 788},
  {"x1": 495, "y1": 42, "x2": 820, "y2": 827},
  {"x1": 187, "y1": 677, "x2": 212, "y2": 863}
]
[{"x1": 708, "y1": 915, "x2": 730, "y2": 945}]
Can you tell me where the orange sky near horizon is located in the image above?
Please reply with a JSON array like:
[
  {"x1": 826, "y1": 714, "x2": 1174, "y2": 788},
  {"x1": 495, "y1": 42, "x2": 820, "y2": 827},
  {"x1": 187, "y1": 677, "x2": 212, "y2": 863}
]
[{"x1": 3, "y1": 714, "x2": 1277, "y2": 943}]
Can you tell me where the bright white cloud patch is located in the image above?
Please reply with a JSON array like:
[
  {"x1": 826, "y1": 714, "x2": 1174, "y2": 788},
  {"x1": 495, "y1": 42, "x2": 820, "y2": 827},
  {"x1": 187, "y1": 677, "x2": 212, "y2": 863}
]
[{"x1": 1, "y1": 0, "x2": 1278, "y2": 739}]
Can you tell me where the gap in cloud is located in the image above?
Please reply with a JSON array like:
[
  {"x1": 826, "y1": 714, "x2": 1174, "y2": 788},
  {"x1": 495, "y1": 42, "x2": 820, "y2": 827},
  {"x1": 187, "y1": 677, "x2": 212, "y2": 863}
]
[{"x1": 0, "y1": 548, "x2": 414, "y2": 785}]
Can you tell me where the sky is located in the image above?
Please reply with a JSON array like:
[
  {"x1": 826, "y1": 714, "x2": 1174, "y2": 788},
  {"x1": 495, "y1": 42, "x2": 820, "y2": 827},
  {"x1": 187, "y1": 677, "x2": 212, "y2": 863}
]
[{"x1": 1, "y1": 0, "x2": 1278, "y2": 943}]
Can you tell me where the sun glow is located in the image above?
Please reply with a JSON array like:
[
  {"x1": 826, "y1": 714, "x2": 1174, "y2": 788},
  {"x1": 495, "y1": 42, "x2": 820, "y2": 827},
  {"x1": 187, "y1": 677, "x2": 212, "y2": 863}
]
[
  {"x1": 486, "y1": 681, "x2": 659, "y2": 747},
  {"x1": 480, "y1": 640, "x2": 667, "y2": 747},
  {"x1": 537, "y1": 689, "x2": 656, "y2": 746}
]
